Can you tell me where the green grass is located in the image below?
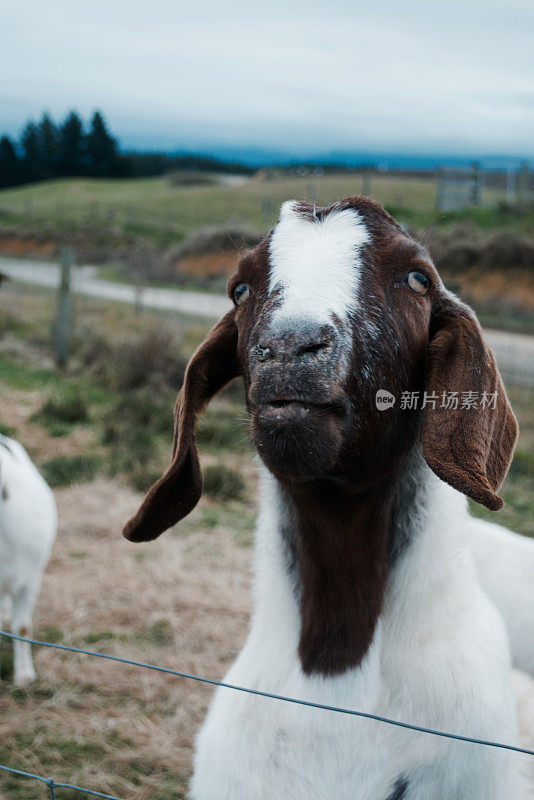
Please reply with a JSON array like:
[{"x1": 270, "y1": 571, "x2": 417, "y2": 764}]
[
  {"x1": 0, "y1": 352, "x2": 111, "y2": 405},
  {"x1": 197, "y1": 405, "x2": 251, "y2": 452},
  {"x1": 1, "y1": 175, "x2": 532, "y2": 244},
  {"x1": 41, "y1": 454, "x2": 101, "y2": 487},
  {"x1": 31, "y1": 389, "x2": 90, "y2": 436},
  {"x1": 133, "y1": 620, "x2": 173, "y2": 648},
  {"x1": 469, "y1": 385, "x2": 534, "y2": 536},
  {"x1": 203, "y1": 464, "x2": 246, "y2": 502}
]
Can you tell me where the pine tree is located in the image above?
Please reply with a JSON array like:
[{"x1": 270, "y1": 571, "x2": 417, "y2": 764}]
[
  {"x1": 20, "y1": 121, "x2": 42, "y2": 181},
  {"x1": 21, "y1": 121, "x2": 40, "y2": 164},
  {"x1": 37, "y1": 113, "x2": 58, "y2": 176},
  {"x1": 86, "y1": 111, "x2": 119, "y2": 176},
  {"x1": 0, "y1": 135, "x2": 22, "y2": 187},
  {"x1": 58, "y1": 111, "x2": 86, "y2": 175}
]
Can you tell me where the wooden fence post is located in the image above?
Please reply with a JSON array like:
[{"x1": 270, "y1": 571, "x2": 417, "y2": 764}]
[
  {"x1": 519, "y1": 161, "x2": 530, "y2": 205},
  {"x1": 362, "y1": 170, "x2": 372, "y2": 197},
  {"x1": 472, "y1": 162, "x2": 482, "y2": 206},
  {"x1": 261, "y1": 197, "x2": 274, "y2": 221},
  {"x1": 55, "y1": 247, "x2": 75, "y2": 369}
]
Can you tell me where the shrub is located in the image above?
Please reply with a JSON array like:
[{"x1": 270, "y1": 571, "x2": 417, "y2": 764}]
[
  {"x1": 203, "y1": 464, "x2": 246, "y2": 502},
  {"x1": 197, "y1": 407, "x2": 251, "y2": 452},
  {"x1": 32, "y1": 390, "x2": 89, "y2": 429},
  {"x1": 159, "y1": 224, "x2": 263, "y2": 283},
  {"x1": 167, "y1": 170, "x2": 217, "y2": 187},
  {"x1": 104, "y1": 387, "x2": 174, "y2": 491},
  {"x1": 479, "y1": 233, "x2": 534, "y2": 271},
  {"x1": 41, "y1": 454, "x2": 100, "y2": 487},
  {"x1": 102, "y1": 326, "x2": 186, "y2": 392},
  {"x1": 169, "y1": 224, "x2": 263, "y2": 260},
  {"x1": 509, "y1": 448, "x2": 534, "y2": 478}
]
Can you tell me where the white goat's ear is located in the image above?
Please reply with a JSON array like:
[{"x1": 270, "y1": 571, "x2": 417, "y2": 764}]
[
  {"x1": 123, "y1": 309, "x2": 240, "y2": 542},
  {"x1": 422, "y1": 301, "x2": 518, "y2": 510}
]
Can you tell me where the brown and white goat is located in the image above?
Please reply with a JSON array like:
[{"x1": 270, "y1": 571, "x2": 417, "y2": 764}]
[{"x1": 124, "y1": 197, "x2": 532, "y2": 799}]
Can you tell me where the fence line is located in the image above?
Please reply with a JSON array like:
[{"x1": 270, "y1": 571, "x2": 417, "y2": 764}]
[
  {"x1": 2, "y1": 630, "x2": 534, "y2": 754},
  {"x1": 1, "y1": 629, "x2": 534, "y2": 797},
  {"x1": 0, "y1": 763, "x2": 127, "y2": 800}
]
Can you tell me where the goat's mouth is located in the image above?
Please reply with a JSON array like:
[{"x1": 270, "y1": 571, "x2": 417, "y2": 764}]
[
  {"x1": 250, "y1": 397, "x2": 347, "y2": 482},
  {"x1": 258, "y1": 398, "x2": 347, "y2": 417}
]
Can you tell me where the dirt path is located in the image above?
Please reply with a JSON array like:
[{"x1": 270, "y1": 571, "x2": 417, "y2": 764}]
[
  {"x1": 0, "y1": 257, "x2": 231, "y2": 319},
  {"x1": 2, "y1": 256, "x2": 533, "y2": 385}
]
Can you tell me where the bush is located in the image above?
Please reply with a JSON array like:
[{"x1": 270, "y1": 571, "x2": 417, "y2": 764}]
[
  {"x1": 167, "y1": 170, "x2": 217, "y2": 187},
  {"x1": 159, "y1": 224, "x2": 263, "y2": 283},
  {"x1": 41, "y1": 454, "x2": 100, "y2": 487},
  {"x1": 87, "y1": 325, "x2": 186, "y2": 393},
  {"x1": 509, "y1": 449, "x2": 534, "y2": 478},
  {"x1": 479, "y1": 233, "x2": 534, "y2": 271},
  {"x1": 104, "y1": 387, "x2": 174, "y2": 491},
  {"x1": 169, "y1": 224, "x2": 263, "y2": 260},
  {"x1": 433, "y1": 231, "x2": 534, "y2": 275},
  {"x1": 203, "y1": 464, "x2": 246, "y2": 502},
  {"x1": 32, "y1": 390, "x2": 89, "y2": 429},
  {"x1": 197, "y1": 407, "x2": 251, "y2": 451}
]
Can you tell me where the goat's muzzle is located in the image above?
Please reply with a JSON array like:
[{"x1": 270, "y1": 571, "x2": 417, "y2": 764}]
[{"x1": 247, "y1": 321, "x2": 348, "y2": 482}]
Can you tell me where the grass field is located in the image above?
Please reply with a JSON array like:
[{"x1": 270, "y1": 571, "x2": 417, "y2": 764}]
[
  {"x1": 0, "y1": 257, "x2": 533, "y2": 797},
  {"x1": 1, "y1": 174, "x2": 533, "y2": 247}
]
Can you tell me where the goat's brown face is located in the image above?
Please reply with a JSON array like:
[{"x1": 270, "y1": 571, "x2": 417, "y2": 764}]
[
  {"x1": 123, "y1": 197, "x2": 517, "y2": 543},
  {"x1": 230, "y1": 200, "x2": 436, "y2": 485}
]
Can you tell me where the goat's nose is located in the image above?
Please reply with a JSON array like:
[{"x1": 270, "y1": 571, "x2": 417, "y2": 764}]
[{"x1": 251, "y1": 323, "x2": 337, "y2": 365}]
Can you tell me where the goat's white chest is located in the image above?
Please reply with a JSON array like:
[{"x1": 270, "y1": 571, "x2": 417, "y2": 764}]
[{"x1": 190, "y1": 472, "x2": 518, "y2": 800}]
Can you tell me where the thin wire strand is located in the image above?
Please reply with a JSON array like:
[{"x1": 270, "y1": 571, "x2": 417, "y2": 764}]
[
  {"x1": 0, "y1": 763, "x2": 127, "y2": 799},
  {"x1": 2, "y1": 630, "x2": 533, "y2": 757}
]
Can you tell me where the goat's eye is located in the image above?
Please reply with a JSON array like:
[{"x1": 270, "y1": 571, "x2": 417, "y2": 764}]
[
  {"x1": 405, "y1": 271, "x2": 430, "y2": 296},
  {"x1": 233, "y1": 282, "x2": 250, "y2": 306}
]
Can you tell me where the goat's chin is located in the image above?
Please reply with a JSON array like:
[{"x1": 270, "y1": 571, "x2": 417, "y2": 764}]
[{"x1": 251, "y1": 405, "x2": 343, "y2": 482}]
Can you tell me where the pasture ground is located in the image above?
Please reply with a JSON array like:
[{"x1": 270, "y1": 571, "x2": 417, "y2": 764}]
[
  {"x1": 0, "y1": 271, "x2": 533, "y2": 798},
  {"x1": 1, "y1": 173, "x2": 533, "y2": 335},
  {"x1": 1, "y1": 173, "x2": 533, "y2": 243}
]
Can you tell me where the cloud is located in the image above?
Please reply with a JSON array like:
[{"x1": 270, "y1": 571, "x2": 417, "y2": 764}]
[{"x1": 2, "y1": 0, "x2": 533, "y2": 156}]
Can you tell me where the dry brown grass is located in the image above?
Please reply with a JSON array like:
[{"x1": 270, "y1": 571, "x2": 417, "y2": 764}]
[
  {"x1": 0, "y1": 283, "x2": 256, "y2": 797},
  {"x1": 0, "y1": 465, "x2": 255, "y2": 799}
]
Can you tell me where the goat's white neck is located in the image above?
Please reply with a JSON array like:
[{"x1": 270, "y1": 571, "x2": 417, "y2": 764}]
[{"x1": 252, "y1": 448, "x2": 468, "y2": 679}]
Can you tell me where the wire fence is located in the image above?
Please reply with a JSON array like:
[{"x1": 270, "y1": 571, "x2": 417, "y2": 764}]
[
  {"x1": 1, "y1": 630, "x2": 534, "y2": 798},
  {"x1": 436, "y1": 163, "x2": 534, "y2": 210}
]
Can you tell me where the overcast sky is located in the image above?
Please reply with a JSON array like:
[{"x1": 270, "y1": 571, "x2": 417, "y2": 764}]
[{"x1": 2, "y1": 0, "x2": 533, "y2": 158}]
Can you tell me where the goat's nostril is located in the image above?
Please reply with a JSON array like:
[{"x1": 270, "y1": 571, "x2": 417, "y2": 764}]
[
  {"x1": 252, "y1": 344, "x2": 273, "y2": 363},
  {"x1": 297, "y1": 336, "x2": 333, "y2": 358}
]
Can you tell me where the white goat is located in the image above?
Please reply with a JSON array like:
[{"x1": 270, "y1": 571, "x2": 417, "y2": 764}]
[
  {"x1": 124, "y1": 197, "x2": 534, "y2": 799},
  {"x1": 0, "y1": 435, "x2": 56, "y2": 684},
  {"x1": 470, "y1": 519, "x2": 534, "y2": 677}
]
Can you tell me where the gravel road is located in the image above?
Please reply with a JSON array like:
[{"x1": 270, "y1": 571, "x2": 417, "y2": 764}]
[{"x1": 2, "y1": 257, "x2": 533, "y2": 386}]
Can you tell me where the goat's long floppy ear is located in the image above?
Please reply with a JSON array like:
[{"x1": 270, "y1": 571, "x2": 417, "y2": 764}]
[
  {"x1": 123, "y1": 309, "x2": 240, "y2": 542},
  {"x1": 422, "y1": 300, "x2": 518, "y2": 510}
]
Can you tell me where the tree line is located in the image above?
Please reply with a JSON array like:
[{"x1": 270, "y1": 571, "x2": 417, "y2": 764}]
[
  {"x1": 0, "y1": 110, "x2": 129, "y2": 188},
  {"x1": 0, "y1": 110, "x2": 253, "y2": 189}
]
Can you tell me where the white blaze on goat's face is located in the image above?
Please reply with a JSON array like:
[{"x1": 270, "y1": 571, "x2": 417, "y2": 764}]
[{"x1": 268, "y1": 201, "x2": 370, "y2": 325}]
